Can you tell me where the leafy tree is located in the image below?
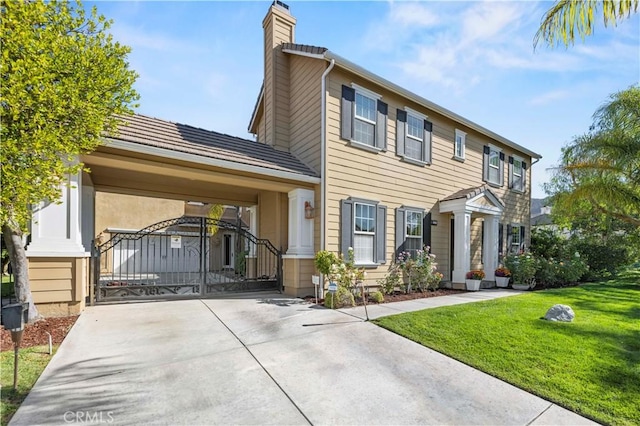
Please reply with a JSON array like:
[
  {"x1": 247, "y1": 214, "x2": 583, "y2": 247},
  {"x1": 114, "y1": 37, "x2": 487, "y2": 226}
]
[
  {"x1": 1, "y1": 0, "x2": 138, "y2": 321},
  {"x1": 535, "y1": 0, "x2": 639, "y2": 48},
  {"x1": 545, "y1": 86, "x2": 640, "y2": 228}
]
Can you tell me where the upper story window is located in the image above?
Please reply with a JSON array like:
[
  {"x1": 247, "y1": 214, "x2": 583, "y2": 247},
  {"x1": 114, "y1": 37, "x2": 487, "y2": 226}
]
[
  {"x1": 454, "y1": 129, "x2": 466, "y2": 161},
  {"x1": 341, "y1": 84, "x2": 387, "y2": 152},
  {"x1": 483, "y1": 145, "x2": 504, "y2": 187},
  {"x1": 340, "y1": 198, "x2": 387, "y2": 266},
  {"x1": 396, "y1": 108, "x2": 432, "y2": 165},
  {"x1": 509, "y1": 155, "x2": 527, "y2": 192}
]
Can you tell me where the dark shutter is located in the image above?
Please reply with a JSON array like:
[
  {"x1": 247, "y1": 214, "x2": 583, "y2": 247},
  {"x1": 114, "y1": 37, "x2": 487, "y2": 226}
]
[
  {"x1": 482, "y1": 145, "x2": 490, "y2": 182},
  {"x1": 376, "y1": 100, "x2": 388, "y2": 151},
  {"x1": 498, "y1": 222, "x2": 504, "y2": 257},
  {"x1": 508, "y1": 156, "x2": 514, "y2": 189},
  {"x1": 396, "y1": 109, "x2": 406, "y2": 157},
  {"x1": 522, "y1": 161, "x2": 527, "y2": 191},
  {"x1": 395, "y1": 207, "x2": 406, "y2": 259},
  {"x1": 376, "y1": 205, "x2": 387, "y2": 264},
  {"x1": 423, "y1": 120, "x2": 433, "y2": 164},
  {"x1": 340, "y1": 85, "x2": 355, "y2": 140},
  {"x1": 499, "y1": 152, "x2": 505, "y2": 187},
  {"x1": 506, "y1": 224, "x2": 512, "y2": 253},
  {"x1": 520, "y1": 226, "x2": 526, "y2": 251},
  {"x1": 340, "y1": 199, "x2": 354, "y2": 258},
  {"x1": 423, "y1": 212, "x2": 432, "y2": 250},
  {"x1": 481, "y1": 220, "x2": 485, "y2": 262}
]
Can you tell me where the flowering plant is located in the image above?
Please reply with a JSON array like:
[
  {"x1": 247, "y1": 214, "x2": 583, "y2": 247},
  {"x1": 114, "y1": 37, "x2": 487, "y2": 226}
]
[
  {"x1": 466, "y1": 270, "x2": 485, "y2": 280},
  {"x1": 494, "y1": 267, "x2": 511, "y2": 277},
  {"x1": 391, "y1": 247, "x2": 442, "y2": 292}
]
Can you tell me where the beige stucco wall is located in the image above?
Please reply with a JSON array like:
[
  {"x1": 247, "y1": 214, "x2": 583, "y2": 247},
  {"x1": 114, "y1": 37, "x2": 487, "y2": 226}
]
[
  {"x1": 94, "y1": 192, "x2": 184, "y2": 237},
  {"x1": 323, "y1": 67, "x2": 532, "y2": 284}
]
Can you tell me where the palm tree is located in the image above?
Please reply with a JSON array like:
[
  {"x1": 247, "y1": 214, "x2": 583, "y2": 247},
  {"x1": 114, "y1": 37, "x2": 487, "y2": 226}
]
[{"x1": 535, "y1": 0, "x2": 639, "y2": 48}]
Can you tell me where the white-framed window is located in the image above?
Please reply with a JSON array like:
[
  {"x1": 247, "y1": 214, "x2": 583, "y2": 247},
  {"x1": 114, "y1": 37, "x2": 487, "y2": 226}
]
[
  {"x1": 341, "y1": 198, "x2": 387, "y2": 265},
  {"x1": 341, "y1": 84, "x2": 387, "y2": 151},
  {"x1": 405, "y1": 210, "x2": 423, "y2": 255},
  {"x1": 396, "y1": 108, "x2": 432, "y2": 164},
  {"x1": 483, "y1": 145, "x2": 504, "y2": 186},
  {"x1": 353, "y1": 202, "x2": 377, "y2": 264},
  {"x1": 454, "y1": 129, "x2": 466, "y2": 160},
  {"x1": 509, "y1": 155, "x2": 527, "y2": 192},
  {"x1": 354, "y1": 92, "x2": 377, "y2": 146},
  {"x1": 509, "y1": 224, "x2": 525, "y2": 254}
]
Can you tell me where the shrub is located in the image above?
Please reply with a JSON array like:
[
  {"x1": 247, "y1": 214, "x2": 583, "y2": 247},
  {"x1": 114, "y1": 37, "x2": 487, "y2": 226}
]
[
  {"x1": 323, "y1": 286, "x2": 355, "y2": 309},
  {"x1": 397, "y1": 247, "x2": 443, "y2": 292},
  {"x1": 377, "y1": 265, "x2": 401, "y2": 295},
  {"x1": 370, "y1": 291, "x2": 384, "y2": 303},
  {"x1": 569, "y1": 238, "x2": 630, "y2": 280},
  {"x1": 314, "y1": 250, "x2": 339, "y2": 275},
  {"x1": 505, "y1": 253, "x2": 537, "y2": 287}
]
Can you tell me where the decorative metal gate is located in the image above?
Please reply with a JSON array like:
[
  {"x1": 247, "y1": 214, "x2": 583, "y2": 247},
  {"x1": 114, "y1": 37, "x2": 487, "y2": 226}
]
[{"x1": 92, "y1": 216, "x2": 282, "y2": 302}]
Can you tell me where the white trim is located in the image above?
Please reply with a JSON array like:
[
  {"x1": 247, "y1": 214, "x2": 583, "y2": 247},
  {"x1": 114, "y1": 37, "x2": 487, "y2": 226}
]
[
  {"x1": 26, "y1": 251, "x2": 91, "y2": 258},
  {"x1": 454, "y1": 129, "x2": 466, "y2": 160},
  {"x1": 104, "y1": 138, "x2": 321, "y2": 185},
  {"x1": 281, "y1": 48, "x2": 324, "y2": 60},
  {"x1": 247, "y1": 87, "x2": 264, "y2": 134},
  {"x1": 405, "y1": 107, "x2": 427, "y2": 121},
  {"x1": 282, "y1": 254, "x2": 315, "y2": 259},
  {"x1": 351, "y1": 83, "x2": 381, "y2": 100},
  {"x1": 321, "y1": 59, "x2": 336, "y2": 252}
]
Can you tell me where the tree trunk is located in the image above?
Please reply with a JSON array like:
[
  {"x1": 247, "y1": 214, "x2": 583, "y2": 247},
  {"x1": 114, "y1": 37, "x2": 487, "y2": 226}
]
[{"x1": 2, "y1": 223, "x2": 40, "y2": 322}]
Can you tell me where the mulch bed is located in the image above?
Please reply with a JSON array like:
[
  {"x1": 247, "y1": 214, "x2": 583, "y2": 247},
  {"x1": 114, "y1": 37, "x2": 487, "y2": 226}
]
[
  {"x1": 1, "y1": 316, "x2": 78, "y2": 352},
  {"x1": 305, "y1": 288, "x2": 466, "y2": 306}
]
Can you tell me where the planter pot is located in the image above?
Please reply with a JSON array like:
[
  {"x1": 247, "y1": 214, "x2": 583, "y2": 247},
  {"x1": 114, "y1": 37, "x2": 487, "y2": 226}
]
[
  {"x1": 512, "y1": 284, "x2": 530, "y2": 291},
  {"x1": 495, "y1": 276, "x2": 510, "y2": 288},
  {"x1": 465, "y1": 279, "x2": 481, "y2": 291}
]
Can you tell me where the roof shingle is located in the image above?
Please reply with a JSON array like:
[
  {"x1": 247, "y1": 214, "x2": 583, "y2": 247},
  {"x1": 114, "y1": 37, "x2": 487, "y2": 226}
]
[{"x1": 109, "y1": 114, "x2": 318, "y2": 178}]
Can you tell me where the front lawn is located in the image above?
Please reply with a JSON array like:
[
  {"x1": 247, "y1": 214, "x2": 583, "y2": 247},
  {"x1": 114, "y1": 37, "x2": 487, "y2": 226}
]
[
  {"x1": 1, "y1": 345, "x2": 58, "y2": 425},
  {"x1": 374, "y1": 270, "x2": 640, "y2": 426}
]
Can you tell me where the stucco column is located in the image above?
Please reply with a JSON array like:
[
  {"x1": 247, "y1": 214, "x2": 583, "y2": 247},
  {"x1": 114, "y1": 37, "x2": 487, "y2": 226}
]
[
  {"x1": 286, "y1": 188, "x2": 314, "y2": 256},
  {"x1": 452, "y1": 209, "x2": 472, "y2": 283},
  {"x1": 27, "y1": 172, "x2": 88, "y2": 257},
  {"x1": 483, "y1": 215, "x2": 499, "y2": 281}
]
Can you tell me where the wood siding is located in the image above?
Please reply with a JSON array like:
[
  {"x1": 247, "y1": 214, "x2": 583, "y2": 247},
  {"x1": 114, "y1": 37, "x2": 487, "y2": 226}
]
[{"x1": 324, "y1": 68, "x2": 533, "y2": 283}]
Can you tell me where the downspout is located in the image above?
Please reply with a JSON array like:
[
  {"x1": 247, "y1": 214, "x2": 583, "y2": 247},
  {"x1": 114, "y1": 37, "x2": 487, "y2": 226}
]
[{"x1": 320, "y1": 59, "x2": 335, "y2": 252}]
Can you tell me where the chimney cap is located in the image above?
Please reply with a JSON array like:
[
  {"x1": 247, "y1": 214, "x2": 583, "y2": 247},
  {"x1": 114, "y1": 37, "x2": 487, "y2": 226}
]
[{"x1": 272, "y1": 1, "x2": 290, "y2": 11}]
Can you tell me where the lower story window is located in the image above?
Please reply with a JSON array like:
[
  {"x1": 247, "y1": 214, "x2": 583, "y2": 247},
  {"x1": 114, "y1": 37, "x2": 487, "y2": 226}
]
[
  {"x1": 354, "y1": 202, "x2": 376, "y2": 264},
  {"x1": 405, "y1": 210, "x2": 423, "y2": 256},
  {"x1": 341, "y1": 198, "x2": 387, "y2": 265},
  {"x1": 510, "y1": 224, "x2": 525, "y2": 254}
]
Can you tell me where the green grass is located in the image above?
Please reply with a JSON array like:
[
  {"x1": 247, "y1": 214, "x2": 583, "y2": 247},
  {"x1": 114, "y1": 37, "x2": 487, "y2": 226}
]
[
  {"x1": 1, "y1": 345, "x2": 58, "y2": 426},
  {"x1": 1, "y1": 276, "x2": 14, "y2": 298},
  {"x1": 374, "y1": 270, "x2": 640, "y2": 426}
]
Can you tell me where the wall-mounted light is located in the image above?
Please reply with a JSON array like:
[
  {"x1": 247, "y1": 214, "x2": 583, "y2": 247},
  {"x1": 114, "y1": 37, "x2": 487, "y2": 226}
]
[{"x1": 304, "y1": 201, "x2": 315, "y2": 219}]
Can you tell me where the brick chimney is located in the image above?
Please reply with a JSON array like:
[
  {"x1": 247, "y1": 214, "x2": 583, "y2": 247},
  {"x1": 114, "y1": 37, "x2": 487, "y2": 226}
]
[{"x1": 262, "y1": 1, "x2": 295, "y2": 151}]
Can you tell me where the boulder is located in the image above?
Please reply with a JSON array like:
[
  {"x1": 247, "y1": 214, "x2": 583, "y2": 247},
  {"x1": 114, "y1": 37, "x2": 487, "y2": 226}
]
[{"x1": 544, "y1": 304, "x2": 575, "y2": 322}]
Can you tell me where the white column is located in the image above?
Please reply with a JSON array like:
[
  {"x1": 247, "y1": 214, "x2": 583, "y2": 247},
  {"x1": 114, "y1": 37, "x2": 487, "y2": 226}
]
[
  {"x1": 81, "y1": 172, "x2": 95, "y2": 252},
  {"x1": 27, "y1": 172, "x2": 88, "y2": 257},
  {"x1": 247, "y1": 204, "x2": 258, "y2": 257},
  {"x1": 286, "y1": 188, "x2": 315, "y2": 256},
  {"x1": 452, "y1": 209, "x2": 472, "y2": 283},
  {"x1": 483, "y1": 215, "x2": 499, "y2": 281}
]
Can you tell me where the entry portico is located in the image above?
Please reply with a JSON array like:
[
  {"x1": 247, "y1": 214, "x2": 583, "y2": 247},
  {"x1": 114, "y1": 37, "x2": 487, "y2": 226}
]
[{"x1": 439, "y1": 186, "x2": 504, "y2": 285}]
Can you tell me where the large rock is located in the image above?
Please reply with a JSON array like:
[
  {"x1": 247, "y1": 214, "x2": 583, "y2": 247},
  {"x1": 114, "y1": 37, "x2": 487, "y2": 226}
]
[{"x1": 544, "y1": 304, "x2": 575, "y2": 322}]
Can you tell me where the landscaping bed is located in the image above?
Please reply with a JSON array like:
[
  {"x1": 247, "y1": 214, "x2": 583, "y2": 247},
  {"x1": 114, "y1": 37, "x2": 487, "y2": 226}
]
[
  {"x1": 305, "y1": 288, "x2": 465, "y2": 306},
  {"x1": 1, "y1": 316, "x2": 77, "y2": 352}
]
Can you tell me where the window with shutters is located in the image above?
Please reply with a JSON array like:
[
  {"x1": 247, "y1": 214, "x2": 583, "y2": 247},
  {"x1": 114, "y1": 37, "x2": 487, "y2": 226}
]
[
  {"x1": 340, "y1": 198, "x2": 387, "y2": 266},
  {"x1": 454, "y1": 129, "x2": 466, "y2": 161},
  {"x1": 396, "y1": 108, "x2": 432, "y2": 165},
  {"x1": 509, "y1": 155, "x2": 527, "y2": 192},
  {"x1": 483, "y1": 145, "x2": 504, "y2": 186},
  {"x1": 341, "y1": 84, "x2": 387, "y2": 152},
  {"x1": 405, "y1": 210, "x2": 423, "y2": 255},
  {"x1": 509, "y1": 224, "x2": 525, "y2": 254},
  {"x1": 395, "y1": 206, "x2": 431, "y2": 259},
  {"x1": 354, "y1": 202, "x2": 376, "y2": 264}
]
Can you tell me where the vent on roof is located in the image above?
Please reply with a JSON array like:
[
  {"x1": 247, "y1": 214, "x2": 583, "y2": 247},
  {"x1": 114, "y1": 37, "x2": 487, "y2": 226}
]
[{"x1": 272, "y1": 1, "x2": 289, "y2": 11}]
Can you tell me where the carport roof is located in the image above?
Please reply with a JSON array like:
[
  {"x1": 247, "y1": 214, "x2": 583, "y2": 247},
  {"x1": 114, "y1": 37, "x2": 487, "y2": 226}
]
[{"x1": 106, "y1": 114, "x2": 318, "y2": 178}]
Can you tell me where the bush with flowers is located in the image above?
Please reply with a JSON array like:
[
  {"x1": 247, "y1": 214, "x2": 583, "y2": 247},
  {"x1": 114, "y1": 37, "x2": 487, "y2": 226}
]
[
  {"x1": 465, "y1": 270, "x2": 485, "y2": 280},
  {"x1": 504, "y1": 252, "x2": 537, "y2": 288},
  {"x1": 314, "y1": 248, "x2": 365, "y2": 307},
  {"x1": 535, "y1": 252, "x2": 588, "y2": 288},
  {"x1": 393, "y1": 247, "x2": 443, "y2": 292}
]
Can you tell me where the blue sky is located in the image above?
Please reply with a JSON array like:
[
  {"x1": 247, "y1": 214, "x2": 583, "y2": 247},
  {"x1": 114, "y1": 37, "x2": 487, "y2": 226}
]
[{"x1": 87, "y1": 1, "x2": 640, "y2": 199}]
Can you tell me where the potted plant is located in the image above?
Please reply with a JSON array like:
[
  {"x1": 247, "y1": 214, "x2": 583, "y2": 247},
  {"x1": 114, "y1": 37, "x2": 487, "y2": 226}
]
[
  {"x1": 494, "y1": 267, "x2": 511, "y2": 288},
  {"x1": 465, "y1": 270, "x2": 485, "y2": 291}
]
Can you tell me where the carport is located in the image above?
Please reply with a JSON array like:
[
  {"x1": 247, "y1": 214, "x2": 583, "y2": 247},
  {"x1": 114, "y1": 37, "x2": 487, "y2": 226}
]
[{"x1": 24, "y1": 114, "x2": 320, "y2": 314}]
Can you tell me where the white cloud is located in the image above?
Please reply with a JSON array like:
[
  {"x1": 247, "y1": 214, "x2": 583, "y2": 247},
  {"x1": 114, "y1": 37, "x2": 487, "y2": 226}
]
[
  {"x1": 529, "y1": 90, "x2": 571, "y2": 106},
  {"x1": 460, "y1": 1, "x2": 526, "y2": 45},
  {"x1": 110, "y1": 23, "x2": 205, "y2": 54},
  {"x1": 389, "y1": 3, "x2": 439, "y2": 28}
]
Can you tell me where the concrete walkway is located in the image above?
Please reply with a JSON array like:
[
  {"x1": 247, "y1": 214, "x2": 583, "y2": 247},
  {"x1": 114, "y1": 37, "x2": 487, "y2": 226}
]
[{"x1": 10, "y1": 290, "x2": 597, "y2": 425}]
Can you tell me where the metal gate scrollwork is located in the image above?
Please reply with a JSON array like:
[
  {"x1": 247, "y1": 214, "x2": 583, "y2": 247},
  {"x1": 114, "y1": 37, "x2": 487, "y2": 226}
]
[{"x1": 92, "y1": 216, "x2": 282, "y2": 302}]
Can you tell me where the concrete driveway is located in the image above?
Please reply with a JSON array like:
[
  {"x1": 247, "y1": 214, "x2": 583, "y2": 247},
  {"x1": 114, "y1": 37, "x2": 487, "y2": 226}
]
[{"x1": 10, "y1": 293, "x2": 596, "y2": 425}]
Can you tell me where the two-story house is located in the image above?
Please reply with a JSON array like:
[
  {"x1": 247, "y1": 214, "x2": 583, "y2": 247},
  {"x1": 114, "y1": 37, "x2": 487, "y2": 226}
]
[
  {"x1": 249, "y1": 2, "x2": 540, "y2": 291},
  {"x1": 24, "y1": 1, "x2": 540, "y2": 315}
]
